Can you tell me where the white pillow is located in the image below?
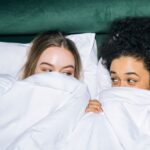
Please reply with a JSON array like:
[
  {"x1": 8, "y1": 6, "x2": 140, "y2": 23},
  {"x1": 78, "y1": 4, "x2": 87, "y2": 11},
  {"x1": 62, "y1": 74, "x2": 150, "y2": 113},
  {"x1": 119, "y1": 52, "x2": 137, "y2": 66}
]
[
  {"x1": 67, "y1": 33, "x2": 98, "y2": 98},
  {"x1": 97, "y1": 58, "x2": 111, "y2": 93},
  {"x1": 0, "y1": 33, "x2": 98, "y2": 98},
  {"x1": 0, "y1": 42, "x2": 28, "y2": 77}
]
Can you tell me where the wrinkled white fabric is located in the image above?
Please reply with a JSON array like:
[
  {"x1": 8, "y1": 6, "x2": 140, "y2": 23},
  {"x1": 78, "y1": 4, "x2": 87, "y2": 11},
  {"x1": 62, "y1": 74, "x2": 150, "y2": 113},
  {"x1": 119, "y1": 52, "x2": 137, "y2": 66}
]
[
  {"x1": 97, "y1": 58, "x2": 111, "y2": 93},
  {"x1": 100, "y1": 88, "x2": 150, "y2": 150},
  {"x1": 65, "y1": 88, "x2": 150, "y2": 150},
  {"x1": 0, "y1": 74, "x2": 150, "y2": 150},
  {"x1": 0, "y1": 73, "x2": 90, "y2": 150}
]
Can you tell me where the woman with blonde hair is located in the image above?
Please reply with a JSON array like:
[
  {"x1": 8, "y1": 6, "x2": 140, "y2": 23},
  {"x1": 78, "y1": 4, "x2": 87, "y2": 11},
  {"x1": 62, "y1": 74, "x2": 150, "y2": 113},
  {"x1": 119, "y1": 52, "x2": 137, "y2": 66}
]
[{"x1": 22, "y1": 31, "x2": 81, "y2": 79}]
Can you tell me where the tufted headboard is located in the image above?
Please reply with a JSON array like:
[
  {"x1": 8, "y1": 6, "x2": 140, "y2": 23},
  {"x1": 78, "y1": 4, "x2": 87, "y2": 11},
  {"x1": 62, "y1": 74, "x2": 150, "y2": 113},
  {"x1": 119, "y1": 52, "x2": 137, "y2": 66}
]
[{"x1": 1, "y1": 0, "x2": 150, "y2": 56}]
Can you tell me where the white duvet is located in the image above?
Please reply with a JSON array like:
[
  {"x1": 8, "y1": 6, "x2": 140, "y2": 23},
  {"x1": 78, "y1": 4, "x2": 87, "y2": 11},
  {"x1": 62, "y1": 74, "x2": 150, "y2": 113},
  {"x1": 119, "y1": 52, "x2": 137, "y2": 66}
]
[{"x1": 0, "y1": 73, "x2": 150, "y2": 150}]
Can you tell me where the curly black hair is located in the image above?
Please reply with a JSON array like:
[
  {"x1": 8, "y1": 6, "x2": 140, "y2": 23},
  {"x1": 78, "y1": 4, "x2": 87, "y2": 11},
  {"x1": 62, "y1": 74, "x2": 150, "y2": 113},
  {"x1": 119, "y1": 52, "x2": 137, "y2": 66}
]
[{"x1": 100, "y1": 17, "x2": 150, "y2": 73}]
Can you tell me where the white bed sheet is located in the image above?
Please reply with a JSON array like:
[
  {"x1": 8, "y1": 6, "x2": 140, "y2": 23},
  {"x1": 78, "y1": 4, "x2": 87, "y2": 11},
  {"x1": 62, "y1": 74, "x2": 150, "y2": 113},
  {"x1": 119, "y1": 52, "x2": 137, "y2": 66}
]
[
  {"x1": 0, "y1": 74, "x2": 150, "y2": 150},
  {"x1": 0, "y1": 73, "x2": 90, "y2": 150}
]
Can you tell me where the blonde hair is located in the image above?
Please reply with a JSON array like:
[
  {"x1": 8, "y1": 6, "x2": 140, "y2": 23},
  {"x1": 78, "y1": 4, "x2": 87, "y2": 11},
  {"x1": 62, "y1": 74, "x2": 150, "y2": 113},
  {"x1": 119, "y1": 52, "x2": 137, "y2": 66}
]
[{"x1": 22, "y1": 31, "x2": 81, "y2": 79}]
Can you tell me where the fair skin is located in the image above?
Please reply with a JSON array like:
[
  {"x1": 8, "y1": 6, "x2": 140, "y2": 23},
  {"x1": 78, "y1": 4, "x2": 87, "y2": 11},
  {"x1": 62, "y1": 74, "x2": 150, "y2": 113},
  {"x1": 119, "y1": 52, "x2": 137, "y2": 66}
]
[
  {"x1": 35, "y1": 46, "x2": 101, "y2": 113},
  {"x1": 34, "y1": 46, "x2": 102, "y2": 113},
  {"x1": 35, "y1": 46, "x2": 75, "y2": 76},
  {"x1": 86, "y1": 56, "x2": 150, "y2": 112}
]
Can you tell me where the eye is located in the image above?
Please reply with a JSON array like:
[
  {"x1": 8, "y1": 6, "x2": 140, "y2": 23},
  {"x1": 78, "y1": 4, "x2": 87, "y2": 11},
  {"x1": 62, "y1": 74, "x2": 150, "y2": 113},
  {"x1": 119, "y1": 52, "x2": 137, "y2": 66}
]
[
  {"x1": 111, "y1": 77, "x2": 120, "y2": 86},
  {"x1": 111, "y1": 77, "x2": 119, "y2": 83},
  {"x1": 48, "y1": 69, "x2": 53, "y2": 72},
  {"x1": 62, "y1": 72, "x2": 73, "y2": 76},
  {"x1": 41, "y1": 68, "x2": 53, "y2": 72},
  {"x1": 127, "y1": 78, "x2": 137, "y2": 85}
]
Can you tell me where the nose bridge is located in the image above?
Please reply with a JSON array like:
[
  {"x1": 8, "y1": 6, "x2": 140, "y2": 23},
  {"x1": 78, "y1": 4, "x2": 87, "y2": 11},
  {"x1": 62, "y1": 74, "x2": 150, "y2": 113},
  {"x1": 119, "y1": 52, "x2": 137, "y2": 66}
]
[
  {"x1": 120, "y1": 80, "x2": 128, "y2": 87},
  {"x1": 55, "y1": 67, "x2": 61, "y2": 73}
]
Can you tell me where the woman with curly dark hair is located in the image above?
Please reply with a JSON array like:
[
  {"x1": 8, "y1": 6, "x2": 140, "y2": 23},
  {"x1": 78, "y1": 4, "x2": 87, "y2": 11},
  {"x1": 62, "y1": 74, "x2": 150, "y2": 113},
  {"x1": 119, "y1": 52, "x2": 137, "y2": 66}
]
[
  {"x1": 86, "y1": 17, "x2": 150, "y2": 112},
  {"x1": 100, "y1": 17, "x2": 150, "y2": 90}
]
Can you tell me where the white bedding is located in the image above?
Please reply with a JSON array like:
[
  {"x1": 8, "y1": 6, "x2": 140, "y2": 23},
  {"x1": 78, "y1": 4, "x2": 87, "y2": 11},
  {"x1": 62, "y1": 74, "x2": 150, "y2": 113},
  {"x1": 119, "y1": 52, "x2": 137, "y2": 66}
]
[
  {"x1": 0, "y1": 74, "x2": 150, "y2": 150},
  {"x1": 0, "y1": 73, "x2": 90, "y2": 150},
  {"x1": 66, "y1": 88, "x2": 150, "y2": 150}
]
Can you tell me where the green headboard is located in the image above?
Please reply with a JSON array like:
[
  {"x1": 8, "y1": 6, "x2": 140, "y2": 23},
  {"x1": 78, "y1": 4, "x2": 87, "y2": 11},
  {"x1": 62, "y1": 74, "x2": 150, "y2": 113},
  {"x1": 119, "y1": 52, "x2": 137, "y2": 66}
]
[{"x1": 1, "y1": 0, "x2": 150, "y2": 48}]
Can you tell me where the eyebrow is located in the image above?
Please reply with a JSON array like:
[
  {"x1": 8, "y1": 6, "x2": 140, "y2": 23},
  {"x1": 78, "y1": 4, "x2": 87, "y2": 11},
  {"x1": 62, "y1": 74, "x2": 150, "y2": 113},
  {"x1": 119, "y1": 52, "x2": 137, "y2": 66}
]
[
  {"x1": 110, "y1": 70, "x2": 140, "y2": 77},
  {"x1": 61, "y1": 65, "x2": 75, "y2": 69},
  {"x1": 40, "y1": 62, "x2": 75, "y2": 69},
  {"x1": 40, "y1": 62, "x2": 53, "y2": 67},
  {"x1": 125, "y1": 72, "x2": 140, "y2": 77},
  {"x1": 110, "y1": 71, "x2": 116, "y2": 74}
]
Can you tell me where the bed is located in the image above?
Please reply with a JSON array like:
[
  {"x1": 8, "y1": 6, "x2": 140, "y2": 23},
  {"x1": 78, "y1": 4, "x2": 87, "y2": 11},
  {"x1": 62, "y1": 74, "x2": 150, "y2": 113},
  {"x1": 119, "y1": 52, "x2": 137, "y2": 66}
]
[{"x1": 0, "y1": 1, "x2": 150, "y2": 150}]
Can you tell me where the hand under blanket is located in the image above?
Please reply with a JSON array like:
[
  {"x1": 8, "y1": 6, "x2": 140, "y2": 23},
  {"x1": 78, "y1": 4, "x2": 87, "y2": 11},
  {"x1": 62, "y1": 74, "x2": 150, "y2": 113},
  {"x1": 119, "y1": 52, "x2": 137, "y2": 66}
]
[{"x1": 65, "y1": 87, "x2": 150, "y2": 150}]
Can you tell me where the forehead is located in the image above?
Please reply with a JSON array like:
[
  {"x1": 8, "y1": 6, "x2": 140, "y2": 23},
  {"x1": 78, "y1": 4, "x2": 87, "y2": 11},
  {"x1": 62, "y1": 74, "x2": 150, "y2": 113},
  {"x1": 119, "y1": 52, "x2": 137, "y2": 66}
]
[
  {"x1": 110, "y1": 56, "x2": 147, "y2": 74},
  {"x1": 38, "y1": 46, "x2": 75, "y2": 66}
]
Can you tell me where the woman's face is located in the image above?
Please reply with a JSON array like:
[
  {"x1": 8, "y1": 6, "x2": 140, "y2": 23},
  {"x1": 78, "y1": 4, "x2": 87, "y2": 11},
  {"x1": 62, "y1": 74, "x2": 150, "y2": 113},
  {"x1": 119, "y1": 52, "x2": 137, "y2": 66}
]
[
  {"x1": 35, "y1": 46, "x2": 75, "y2": 77},
  {"x1": 110, "y1": 56, "x2": 150, "y2": 90}
]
